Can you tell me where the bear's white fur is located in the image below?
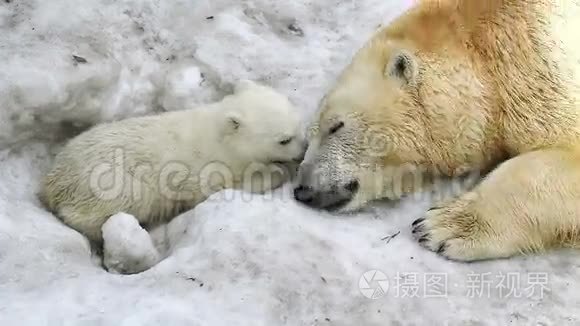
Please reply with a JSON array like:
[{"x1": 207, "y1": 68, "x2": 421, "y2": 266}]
[
  {"x1": 39, "y1": 80, "x2": 306, "y2": 243},
  {"x1": 296, "y1": 0, "x2": 580, "y2": 262},
  {"x1": 102, "y1": 212, "x2": 161, "y2": 275}
]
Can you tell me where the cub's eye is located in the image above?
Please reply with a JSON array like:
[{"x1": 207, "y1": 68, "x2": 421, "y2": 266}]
[
  {"x1": 329, "y1": 121, "x2": 344, "y2": 135},
  {"x1": 279, "y1": 137, "x2": 293, "y2": 145}
]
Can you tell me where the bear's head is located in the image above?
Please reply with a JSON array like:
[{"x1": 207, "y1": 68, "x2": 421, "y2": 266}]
[
  {"x1": 220, "y1": 80, "x2": 307, "y2": 165},
  {"x1": 294, "y1": 10, "x2": 500, "y2": 212}
]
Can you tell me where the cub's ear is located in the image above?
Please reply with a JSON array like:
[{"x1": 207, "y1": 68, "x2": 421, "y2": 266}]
[
  {"x1": 384, "y1": 50, "x2": 418, "y2": 86},
  {"x1": 222, "y1": 112, "x2": 243, "y2": 136},
  {"x1": 233, "y1": 79, "x2": 257, "y2": 94}
]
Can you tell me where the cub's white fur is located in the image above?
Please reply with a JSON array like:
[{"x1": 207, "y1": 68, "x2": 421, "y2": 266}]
[{"x1": 39, "y1": 80, "x2": 306, "y2": 243}]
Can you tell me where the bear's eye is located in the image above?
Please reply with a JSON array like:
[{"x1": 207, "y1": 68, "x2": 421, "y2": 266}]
[
  {"x1": 279, "y1": 137, "x2": 293, "y2": 145},
  {"x1": 329, "y1": 121, "x2": 344, "y2": 135}
]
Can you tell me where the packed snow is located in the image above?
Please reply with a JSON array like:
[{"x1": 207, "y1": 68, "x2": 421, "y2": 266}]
[{"x1": 1, "y1": 0, "x2": 580, "y2": 325}]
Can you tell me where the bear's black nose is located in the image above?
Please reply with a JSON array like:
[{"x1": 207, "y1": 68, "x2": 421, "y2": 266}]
[
  {"x1": 294, "y1": 185, "x2": 315, "y2": 204},
  {"x1": 293, "y1": 180, "x2": 359, "y2": 211}
]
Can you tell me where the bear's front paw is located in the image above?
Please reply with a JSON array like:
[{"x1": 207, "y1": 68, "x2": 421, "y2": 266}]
[{"x1": 411, "y1": 197, "x2": 500, "y2": 262}]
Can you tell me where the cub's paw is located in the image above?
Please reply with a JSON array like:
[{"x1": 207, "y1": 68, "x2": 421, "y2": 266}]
[
  {"x1": 411, "y1": 197, "x2": 500, "y2": 262},
  {"x1": 102, "y1": 213, "x2": 161, "y2": 275}
]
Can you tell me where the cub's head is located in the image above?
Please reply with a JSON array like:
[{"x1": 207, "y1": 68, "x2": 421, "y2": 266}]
[
  {"x1": 221, "y1": 80, "x2": 307, "y2": 164},
  {"x1": 294, "y1": 19, "x2": 494, "y2": 212}
]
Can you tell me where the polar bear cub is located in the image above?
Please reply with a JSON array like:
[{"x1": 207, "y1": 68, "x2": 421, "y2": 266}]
[{"x1": 39, "y1": 80, "x2": 306, "y2": 243}]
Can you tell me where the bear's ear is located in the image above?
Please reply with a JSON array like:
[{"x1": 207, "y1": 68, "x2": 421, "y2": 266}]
[
  {"x1": 385, "y1": 50, "x2": 418, "y2": 86},
  {"x1": 233, "y1": 79, "x2": 257, "y2": 94}
]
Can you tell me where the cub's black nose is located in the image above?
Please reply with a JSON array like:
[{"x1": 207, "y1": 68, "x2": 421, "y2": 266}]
[{"x1": 293, "y1": 142, "x2": 309, "y2": 163}]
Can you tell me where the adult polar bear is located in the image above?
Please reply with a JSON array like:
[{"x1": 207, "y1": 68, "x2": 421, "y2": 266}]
[{"x1": 295, "y1": 0, "x2": 580, "y2": 262}]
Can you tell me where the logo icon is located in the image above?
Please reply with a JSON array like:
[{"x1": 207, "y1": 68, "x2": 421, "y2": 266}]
[{"x1": 359, "y1": 269, "x2": 390, "y2": 299}]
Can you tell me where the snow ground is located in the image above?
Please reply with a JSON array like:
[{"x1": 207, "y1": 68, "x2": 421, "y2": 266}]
[{"x1": 1, "y1": 0, "x2": 579, "y2": 325}]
